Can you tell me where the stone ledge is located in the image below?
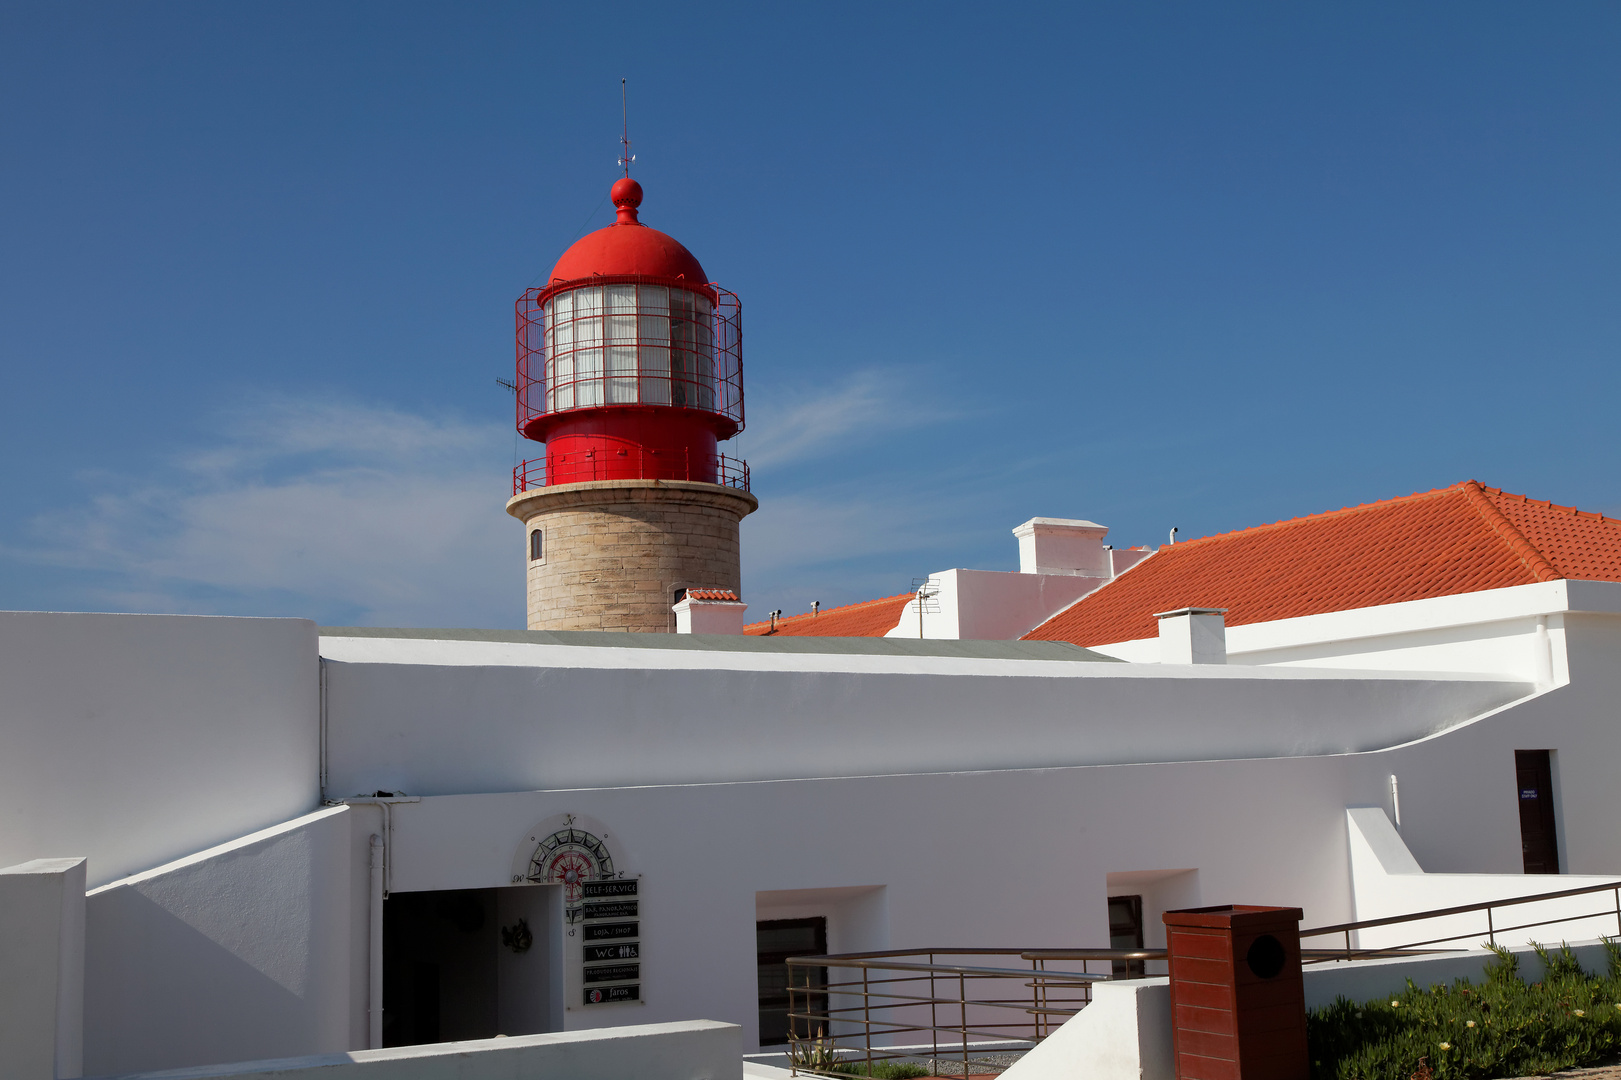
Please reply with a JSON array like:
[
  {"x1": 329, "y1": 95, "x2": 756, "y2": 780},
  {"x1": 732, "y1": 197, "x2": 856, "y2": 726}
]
[{"x1": 507, "y1": 480, "x2": 758, "y2": 522}]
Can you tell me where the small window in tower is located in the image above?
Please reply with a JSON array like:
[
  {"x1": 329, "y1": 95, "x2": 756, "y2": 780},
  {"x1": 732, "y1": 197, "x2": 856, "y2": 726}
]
[{"x1": 529, "y1": 529, "x2": 544, "y2": 562}]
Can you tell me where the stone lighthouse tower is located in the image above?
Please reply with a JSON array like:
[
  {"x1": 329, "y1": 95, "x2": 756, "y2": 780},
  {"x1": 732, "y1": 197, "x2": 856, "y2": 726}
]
[{"x1": 506, "y1": 176, "x2": 756, "y2": 632}]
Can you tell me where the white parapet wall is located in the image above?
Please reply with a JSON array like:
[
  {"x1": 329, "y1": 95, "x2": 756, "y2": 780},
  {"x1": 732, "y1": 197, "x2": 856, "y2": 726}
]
[
  {"x1": 0, "y1": 857, "x2": 87, "y2": 1080},
  {"x1": 97, "y1": 1020, "x2": 742, "y2": 1080},
  {"x1": 84, "y1": 807, "x2": 356, "y2": 1077},
  {"x1": 996, "y1": 978, "x2": 1172, "y2": 1080}
]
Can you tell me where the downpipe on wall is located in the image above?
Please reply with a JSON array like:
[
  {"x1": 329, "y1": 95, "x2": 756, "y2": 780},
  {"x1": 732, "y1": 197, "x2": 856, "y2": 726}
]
[{"x1": 369, "y1": 833, "x2": 383, "y2": 1048}]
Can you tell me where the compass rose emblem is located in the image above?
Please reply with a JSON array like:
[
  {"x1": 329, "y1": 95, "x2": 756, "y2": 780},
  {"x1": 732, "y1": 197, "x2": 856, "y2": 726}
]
[{"x1": 526, "y1": 822, "x2": 616, "y2": 921}]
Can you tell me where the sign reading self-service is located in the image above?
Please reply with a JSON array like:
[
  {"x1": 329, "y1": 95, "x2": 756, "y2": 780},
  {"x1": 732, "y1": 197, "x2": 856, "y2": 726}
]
[{"x1": 580, "y1": 878, "x2": 640, "y2": 1006}]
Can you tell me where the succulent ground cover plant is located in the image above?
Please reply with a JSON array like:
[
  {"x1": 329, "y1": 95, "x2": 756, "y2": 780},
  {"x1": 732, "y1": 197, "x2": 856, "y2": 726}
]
[
  {"x1": 786, "y1": 1029, "x2": 929, "y2": 1079},
  {"x1": 1309, "y1": 941, "x2": 1621, "y2": 1080}
]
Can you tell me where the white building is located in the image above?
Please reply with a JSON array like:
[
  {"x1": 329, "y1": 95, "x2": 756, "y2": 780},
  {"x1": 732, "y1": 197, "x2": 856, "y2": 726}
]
[{"x1": 6, "y1": 478, "x2": 1621, "y2": 1078}]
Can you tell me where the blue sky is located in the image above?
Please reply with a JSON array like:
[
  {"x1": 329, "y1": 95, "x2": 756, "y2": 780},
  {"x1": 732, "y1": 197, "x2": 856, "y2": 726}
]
[{"x1": 1, "y1": 3, "x2": 1617, "y2": 628}]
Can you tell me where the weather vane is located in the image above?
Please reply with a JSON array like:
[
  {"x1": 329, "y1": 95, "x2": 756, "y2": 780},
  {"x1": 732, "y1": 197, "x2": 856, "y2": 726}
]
[{"x1": 618, "y1": 78, "x2": 635, "y2": 176}]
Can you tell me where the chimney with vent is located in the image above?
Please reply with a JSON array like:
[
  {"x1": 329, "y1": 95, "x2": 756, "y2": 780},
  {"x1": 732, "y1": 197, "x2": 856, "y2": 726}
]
[
  {"x1": 1155, "y1": 608, "x2": 1227, "y2": 664},
  {"x1": 673, "y1": 590, "x2": 748, "y2": 635},
  {"x1": 1012, "y1": 518, "x2": 1111, "y2": 577}
]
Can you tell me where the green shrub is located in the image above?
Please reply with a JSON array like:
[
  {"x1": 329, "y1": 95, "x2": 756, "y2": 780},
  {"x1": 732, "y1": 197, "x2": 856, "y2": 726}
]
[{"x1": 1308, "y1": 940, "x2": 1621, "y2": 1080}]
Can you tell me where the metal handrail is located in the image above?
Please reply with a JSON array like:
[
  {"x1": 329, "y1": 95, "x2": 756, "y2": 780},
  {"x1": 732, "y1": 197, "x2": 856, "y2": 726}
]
[
  {"x1": 1300, "y1": 878, "x2": 1621, "y2": 962},
  {"x1": 782, "y1": 948, "x2": 1163, "y2": 1078}
]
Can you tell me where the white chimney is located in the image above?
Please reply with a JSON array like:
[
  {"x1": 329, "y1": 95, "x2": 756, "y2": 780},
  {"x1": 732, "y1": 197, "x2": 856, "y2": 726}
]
[
  {"x1": 673, "y1": 590, "x2": 748, "y2": 635},
  {"x1": 1155, "y1": 607, "x2": 1227, "y2": 664},
  {"x1": 1011, "y1": 518, "x2": 1110, "y2": 577}
]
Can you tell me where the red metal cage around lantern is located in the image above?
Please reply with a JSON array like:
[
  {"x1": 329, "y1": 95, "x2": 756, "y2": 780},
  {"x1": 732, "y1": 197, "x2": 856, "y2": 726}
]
[{"x1": 515, "y1": 275, "x2": 743, "y2": 443}]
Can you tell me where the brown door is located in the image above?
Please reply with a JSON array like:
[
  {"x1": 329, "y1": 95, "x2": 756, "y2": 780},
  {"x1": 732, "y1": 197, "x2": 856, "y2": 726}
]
[
  {"x1": 757, "y1": 917, "x2": 827, "y2": 1046},
  {"x1": 1515, "y1": 750, "x2": 1560, "y2": 874}
]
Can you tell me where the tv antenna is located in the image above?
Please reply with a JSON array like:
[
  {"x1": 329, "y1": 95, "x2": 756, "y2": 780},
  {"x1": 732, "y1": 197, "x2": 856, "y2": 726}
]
[
  {"x1": 910, "y1": 576, "x2": 941, "y2": 640},
  {"x1": 618, "y1": 78, "x2": 635, "y2": 175}
]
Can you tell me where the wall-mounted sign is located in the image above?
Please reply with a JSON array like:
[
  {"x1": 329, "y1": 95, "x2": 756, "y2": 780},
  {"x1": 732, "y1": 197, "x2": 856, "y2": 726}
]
[
  {"x1": 512, "y1": 813, "x2": 644, "y2": 1010},
  {"x1": 584, "y1": 963, "x2": 640, "y2": 983},
  {"x1": 583, "y1": 922, "x2": 638, "y2": 941}
]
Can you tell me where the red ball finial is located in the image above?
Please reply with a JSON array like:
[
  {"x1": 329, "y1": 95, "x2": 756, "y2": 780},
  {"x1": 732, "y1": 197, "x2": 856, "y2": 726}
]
[{"x1": 612, "y1": 177, "x2": 643, "y2": 224}]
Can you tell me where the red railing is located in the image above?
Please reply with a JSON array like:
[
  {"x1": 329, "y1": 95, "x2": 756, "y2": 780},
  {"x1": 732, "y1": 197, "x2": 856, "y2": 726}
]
[{"x1": 512, "y1": 451, "x2": 750, "y2": 495}]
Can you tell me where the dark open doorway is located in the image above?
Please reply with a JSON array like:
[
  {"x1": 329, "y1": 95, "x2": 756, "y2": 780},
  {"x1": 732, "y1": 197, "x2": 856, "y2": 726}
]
[
  {"x1": 758, "y1": 917, "x2": 827, "y2": 1046},
  {"x1": 384, "y1": 886, "x2": 560, "y2": 1048},
  {"x1": 1516, "y1": 749, "x2": 1561, "y2": 874},
  {"x1": 384, "y1": 889, "x2": 497, "y2": 1046},
  {"x1": 1108, "y1": 895, "x2": 1145, "y2": 977}
]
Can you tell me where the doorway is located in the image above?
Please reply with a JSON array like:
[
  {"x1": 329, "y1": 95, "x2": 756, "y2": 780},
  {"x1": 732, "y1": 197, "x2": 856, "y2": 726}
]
[
  {"x1": 1516, "y1": 749, "x2": 1561, "y2": 874},
  {"x1": 1108, "y1": 895, "x2": 1145, "y2": 977},
  {"x1": 757, "y1": 917, "x2": 827, "y2": 1046},
  {"x1": 383, "y1": 886, "x2": 560, "y2": 1047}
]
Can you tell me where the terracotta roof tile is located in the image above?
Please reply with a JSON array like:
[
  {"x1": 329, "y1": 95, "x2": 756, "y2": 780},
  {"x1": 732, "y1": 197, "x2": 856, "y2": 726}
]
[
  {"x1": 744, "y1": 594, "x2": 912, "y2": 637},
  {"x1": 684, "y1": 589, "x2": 740, "y2": 601},
  {"x1": 1024, "y1": 480, "x2": 1621, "y2": 647}
]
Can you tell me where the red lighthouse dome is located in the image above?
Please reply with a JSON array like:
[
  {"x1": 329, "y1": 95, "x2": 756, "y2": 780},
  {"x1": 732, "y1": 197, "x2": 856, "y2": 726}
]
[
  {"x1": 513, "y1": 177, "x2": 746, "y2": 490},
  {"x1": 546, "y1": 179, "x2": 709, "y2": 285}
]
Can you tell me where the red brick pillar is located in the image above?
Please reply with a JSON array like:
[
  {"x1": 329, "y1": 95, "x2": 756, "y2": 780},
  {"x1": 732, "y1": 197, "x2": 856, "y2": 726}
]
[{"x1": 1163, "y1": 905, "x2": 1308, "y2": 1080}]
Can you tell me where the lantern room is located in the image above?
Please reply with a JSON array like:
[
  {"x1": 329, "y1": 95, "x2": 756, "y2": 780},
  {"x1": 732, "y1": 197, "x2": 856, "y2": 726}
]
[{"x1": 514, "y1": 178, "x2": 745, "y2": 490}]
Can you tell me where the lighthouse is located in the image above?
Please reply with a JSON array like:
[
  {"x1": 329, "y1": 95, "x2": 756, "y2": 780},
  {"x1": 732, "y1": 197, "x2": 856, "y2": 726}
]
[{"x1": 506, "y1": 176, "x2": 757, "y2": 632}]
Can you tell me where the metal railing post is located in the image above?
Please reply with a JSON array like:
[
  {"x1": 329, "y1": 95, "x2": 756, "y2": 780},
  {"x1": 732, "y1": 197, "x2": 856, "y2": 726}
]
[
  {"x1": 960, "y1": 971, "x2": 969, "y2": 1080},
  {"x1": 930, "y1": 953, "x2": 938, "y2": 1075},
  {"x1": 863, "y1": 966, "x2": 872, "y2": 1075},
  {"x1": 788, "y1": 966, "x2": 798, "y2": 1077}
]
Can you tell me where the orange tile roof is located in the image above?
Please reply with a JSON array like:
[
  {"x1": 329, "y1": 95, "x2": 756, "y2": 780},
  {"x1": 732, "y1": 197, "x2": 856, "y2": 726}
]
[
  {"x1": 1024, "y1": 481, "x2": 1621, "y2": 647},
  {"x1": 744, "y1": 594, "x2": 912, "y2": 637}
]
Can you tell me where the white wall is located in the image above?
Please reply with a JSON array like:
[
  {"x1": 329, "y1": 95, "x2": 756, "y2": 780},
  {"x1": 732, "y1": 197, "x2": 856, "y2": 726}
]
[
  {"x1": 884, "y1": 570, "x2": 1103, "y2": 641},
  {"x1": 84, "y1": 807, "x2": 355, "y2": 1077},
  {"x1": 756, "y1": 886, "x2": 889, "y2": 957},
  {"x1": 1089, "y1": 580, "x2": 1620, "y2": 684},
  {"x1": 1342, "y1": 807, "x2": 1621, "y2": 952},
  {"x1": 325, "y1": 619, "x2": 1621, "y2": 1044},
  {"x1": 0, "y1": 612, "x2": 320, "y2": 888},
  {"x1": 100, "y1": 1020, "x2": 741, "y2": 1080},
  {"x1": 0, "y1": 858, "x2": 86, "y2": 1080},
  {"x1": 497, "y1": 884, "x2": 565, "y2": 1036},
  {"x1": 319, "y1": 635, "x2": 1529, "y2": 797}
]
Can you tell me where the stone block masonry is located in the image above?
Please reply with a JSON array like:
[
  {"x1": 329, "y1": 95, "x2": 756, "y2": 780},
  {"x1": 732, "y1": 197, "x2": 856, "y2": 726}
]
[{"x1": 507, "y1": 479, "x2": 758, "y2": 632}]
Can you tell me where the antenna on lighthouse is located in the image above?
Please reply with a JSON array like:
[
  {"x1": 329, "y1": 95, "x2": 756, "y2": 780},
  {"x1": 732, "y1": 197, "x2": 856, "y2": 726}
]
[{"x1": 618, "y1": 78, "x2": 635, "y2": 176}]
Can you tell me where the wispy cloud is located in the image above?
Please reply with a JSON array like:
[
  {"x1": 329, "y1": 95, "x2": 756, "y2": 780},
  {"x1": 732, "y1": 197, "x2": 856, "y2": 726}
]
[
  {"x1": 4, "y1": 380, "x2": 992, "y2": 628},
  {"x1": 15, "y1": 395, "x2": 524, "y2": 627},
  {"x1": 740, "y1": 368, "x2": 955, "y2": 470}
]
